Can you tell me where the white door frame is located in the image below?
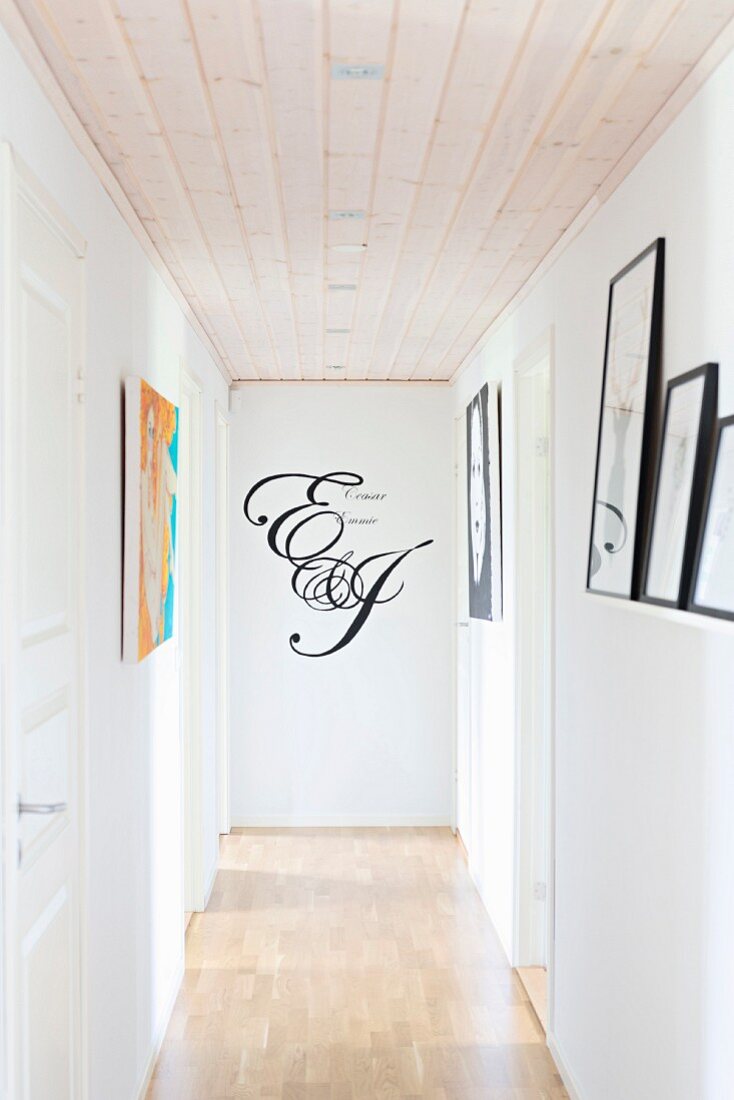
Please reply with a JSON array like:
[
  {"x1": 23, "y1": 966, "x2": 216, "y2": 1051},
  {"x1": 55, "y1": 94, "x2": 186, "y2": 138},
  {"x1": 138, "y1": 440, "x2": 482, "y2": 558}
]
[
  {"x1": 215, "y1": 404, "x2": 229, "y2": 836},
  {"x1": 512, "y1": 329, "x2": 556, "y2": 1026},
  {"x1": 450, "y1": 417, "x2": 458, "y2": 836},
  {"x1": 453, "y1": 412, "x2": 470, "y2": 844},
  {"x1": 179, "y1": 368, "x2": 205, "y2": 914},
  {"x1": 0, "y1": 144, "x2": 88, "y2": 1100}
]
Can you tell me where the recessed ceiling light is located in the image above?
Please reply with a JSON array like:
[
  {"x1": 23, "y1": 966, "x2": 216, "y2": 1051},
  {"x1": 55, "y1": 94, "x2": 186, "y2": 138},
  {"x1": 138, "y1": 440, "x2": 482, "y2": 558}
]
[
  {"x1": 327, "y1": 328, "x2": 351, "y2": 334},
  {"x1": 328, "y1": 210, "x2": 365, "y2": 221},
  {"x1": 330, "y1": 243, "x2": 367, "y2": 253},
  {"x1": 325, "y1": 364, "x2": 346, "y2": 371},
  {"x1": 331, "y1": 63, "x2": 384, "y2": 81},
  {"x1": 328, "y1": 283, "x2": 357, "y2": 291}
]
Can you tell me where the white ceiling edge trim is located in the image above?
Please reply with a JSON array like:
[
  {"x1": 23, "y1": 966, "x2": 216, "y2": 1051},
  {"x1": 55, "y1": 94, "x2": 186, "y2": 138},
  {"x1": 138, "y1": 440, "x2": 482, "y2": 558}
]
[
  {"x1": 449, "y1": 16, "x2": 734, "y2": 390},
  {"x1": 230, "y1": 379, "x2": 451, "y2": 388},
  {"x1": 0, "y1": 0, "x2": 235, "y2": 389}
]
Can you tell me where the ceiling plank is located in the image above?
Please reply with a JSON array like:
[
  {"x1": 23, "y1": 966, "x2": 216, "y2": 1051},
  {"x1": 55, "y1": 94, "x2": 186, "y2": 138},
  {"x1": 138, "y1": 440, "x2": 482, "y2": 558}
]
[
  {"x1": 421, "y1": 0, "x2": 734, "y2": 379},
  {"x1": 385, "y1": 0, "x2": 616, "y2": 380},
  {"x1": 109, "y1": 0, "x2": 284, "y2": 378},
  {"x1": 9, "y1": 0, "x2": 734, "y2": 383},
  {"x1": 185, "y1": 0, "x2": 303, "y2": 380},
  {"x1": 344, "y1": 0, "x2": 465, "y2": 379},
  {"x1": 256, "y1": 0, "x2": 325, "y2": 379},
  {"x1": 325, "y1": 0, "x2": 396, "y2": 376},
  {"x1": 361, "y1": 0, "x2": 542, "y2": 380},
  {"x1": 407, "y1": 0, "x2": 680, "y2": 376}
]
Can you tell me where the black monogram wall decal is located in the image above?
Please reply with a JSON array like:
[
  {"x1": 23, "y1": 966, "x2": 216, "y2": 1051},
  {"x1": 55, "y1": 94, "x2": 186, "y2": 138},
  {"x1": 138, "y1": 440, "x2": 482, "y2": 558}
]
[{"x1": 244, "y1": 471, "x2": 433, "y2": 658}]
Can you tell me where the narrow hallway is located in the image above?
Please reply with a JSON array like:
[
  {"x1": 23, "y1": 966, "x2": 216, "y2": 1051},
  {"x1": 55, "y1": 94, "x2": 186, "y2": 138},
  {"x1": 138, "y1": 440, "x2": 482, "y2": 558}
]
[
  {"x1": 147, "y1": 829, "x2": 566, "y2": 1099},
  {"x1": 3, "y1": 4, "x2": 734, "y2": 1097}
]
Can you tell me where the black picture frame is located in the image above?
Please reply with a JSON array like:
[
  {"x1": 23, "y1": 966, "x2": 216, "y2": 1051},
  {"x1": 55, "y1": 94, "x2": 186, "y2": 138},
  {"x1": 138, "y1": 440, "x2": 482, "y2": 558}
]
[
  {"x1": 586, "y1": 238, "x2": 665, "y2": 601},
  {"x1": 466, "y1": 382, "x2": 502, "y2": 621},
  {"x1": 688, "y1": 414, "x2": 734, "y2": 622},
  {"x1": 640, "y1": 363, "x2": 718, "y2": 610}
]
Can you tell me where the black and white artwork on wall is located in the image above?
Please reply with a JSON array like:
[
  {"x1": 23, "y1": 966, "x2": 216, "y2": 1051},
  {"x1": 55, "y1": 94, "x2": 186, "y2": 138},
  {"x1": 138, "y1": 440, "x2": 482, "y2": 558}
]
[
  {"x1": 642, "y1": 364, "x2": 718, "y2": 609},
  {"x1": 689, "y1": 414, "x2": 734, "y2": 621},
  {"x1": 466, "y1": 382, "x2": 502, "y2": 621},
  {"x1": 587, "y1": 238, "x2": 665, "y2": 600}
]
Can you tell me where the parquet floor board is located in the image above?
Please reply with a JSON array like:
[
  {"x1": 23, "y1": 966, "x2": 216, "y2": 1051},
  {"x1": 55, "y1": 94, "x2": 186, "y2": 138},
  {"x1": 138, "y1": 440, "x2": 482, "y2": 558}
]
[{"x1": 147, "y1": 828, "x2": 568, "y2": 1099}]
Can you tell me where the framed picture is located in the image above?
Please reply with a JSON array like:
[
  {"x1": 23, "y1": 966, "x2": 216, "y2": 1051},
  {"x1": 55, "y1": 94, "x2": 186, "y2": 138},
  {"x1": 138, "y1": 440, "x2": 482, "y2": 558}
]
[
  {"x1": 641, "y1": 364, "x2": 718, "y2": 608},
  {"x1": 123, "y1": 377, "x2": 179, "y2": 662},
  {"x1": 587, "y1": 238, "x2": 665, "y2": 600},
  {"x1": 689, "y1": 414, "x2": 734, "y2": 621},
  {"x1": 466, "y1": 381, "x2": 502, "y2": 621}
]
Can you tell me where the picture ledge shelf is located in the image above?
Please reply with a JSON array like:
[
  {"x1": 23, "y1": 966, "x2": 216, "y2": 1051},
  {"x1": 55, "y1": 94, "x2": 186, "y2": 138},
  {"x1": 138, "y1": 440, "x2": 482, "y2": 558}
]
[{"x1": 586, "y1": 593, "x2": 734, "y2": 635}]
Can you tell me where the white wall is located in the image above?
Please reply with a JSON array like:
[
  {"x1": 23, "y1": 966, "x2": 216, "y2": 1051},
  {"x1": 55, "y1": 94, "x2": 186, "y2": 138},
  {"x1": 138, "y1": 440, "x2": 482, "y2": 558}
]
[
  {"x1": 0, "y1": 23, "x2": 227, "y2": 1100},
  {"x1": 229, "y1": 384, "x2": 453, "y2": 826},
  {"x1": 454, "y1": 48, "x2": 734, "y2": 1100}
]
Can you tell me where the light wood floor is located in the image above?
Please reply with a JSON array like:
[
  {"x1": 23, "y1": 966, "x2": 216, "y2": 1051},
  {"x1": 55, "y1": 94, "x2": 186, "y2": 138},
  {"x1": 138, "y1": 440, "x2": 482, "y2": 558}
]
[
  {"x1": 147, "y1": 828, "x2": 568, "y2": 1099},
  {"x1": 516, "y1": 969, "x2": 548, "y2": 1034}
]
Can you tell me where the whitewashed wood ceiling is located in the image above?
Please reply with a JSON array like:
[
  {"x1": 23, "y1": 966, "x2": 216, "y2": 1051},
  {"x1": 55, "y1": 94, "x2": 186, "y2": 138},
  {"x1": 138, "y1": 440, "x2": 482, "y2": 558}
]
[{"x1": 9, "y1": 0, "x2": 734, "y2": 381}]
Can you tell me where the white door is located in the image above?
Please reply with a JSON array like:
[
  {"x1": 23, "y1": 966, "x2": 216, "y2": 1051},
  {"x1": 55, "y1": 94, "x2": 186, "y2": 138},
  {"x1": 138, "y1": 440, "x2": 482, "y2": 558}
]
[{"x1": 1, "y1": 150, "x2": 85, "y2": 1100}]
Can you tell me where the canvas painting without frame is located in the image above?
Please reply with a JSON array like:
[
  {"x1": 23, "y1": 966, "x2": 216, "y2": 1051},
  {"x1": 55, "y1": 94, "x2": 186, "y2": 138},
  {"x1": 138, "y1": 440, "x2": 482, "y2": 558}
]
[{"x1": 123, "y1": 377, "x2": 179, "y2": 661}]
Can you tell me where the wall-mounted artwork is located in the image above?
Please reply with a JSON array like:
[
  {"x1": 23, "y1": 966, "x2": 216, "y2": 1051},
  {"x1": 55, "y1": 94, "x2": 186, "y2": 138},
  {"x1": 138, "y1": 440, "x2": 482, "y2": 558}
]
[
  {"x1": 689, "y1": 414, "x2": 734, "y2": 621},
  {"x1": 642, "y1": 364, "x2": 718, "y2": 609},
  {"x1": 244, "y1": 471, "x2": 433, "y2": 657},
  {"x1": 587, "y1": 238, "x2": 665, "y2": 600},
  {"x1": 123, "y1": 378, "x2": 179, "y2": 662},
  {"x1": 466, "y1": 381, "x2": 502, "y2": 620}
]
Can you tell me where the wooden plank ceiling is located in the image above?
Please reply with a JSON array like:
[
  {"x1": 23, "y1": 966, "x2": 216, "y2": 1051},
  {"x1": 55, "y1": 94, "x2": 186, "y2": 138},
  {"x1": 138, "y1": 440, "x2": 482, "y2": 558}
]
[{"x1": 10, "y1": 0, "x2": 734, "y2": 381}]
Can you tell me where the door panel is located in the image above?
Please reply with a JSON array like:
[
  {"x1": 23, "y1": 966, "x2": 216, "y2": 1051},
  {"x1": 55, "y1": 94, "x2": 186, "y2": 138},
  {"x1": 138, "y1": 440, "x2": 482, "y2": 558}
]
[
  {"x1": 19, "y1": 275, "x2": 72, "y2": 643},
  {"x1": 21, "y1": 884, "x2": 74, "y2": 1099},
  {"x1": 20, "y1": 692, "x2": 70, "y2": 860}
]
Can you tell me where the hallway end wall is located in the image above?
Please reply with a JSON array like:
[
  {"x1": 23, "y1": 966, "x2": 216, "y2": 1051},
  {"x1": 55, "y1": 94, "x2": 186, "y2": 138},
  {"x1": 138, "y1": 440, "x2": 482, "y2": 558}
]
[
  {"x1": 229, "y1": 385, "x2": 454, "y2": 827},
  {"x1": 453, "y1": 46, "x2": 734, "y2": 1100}
]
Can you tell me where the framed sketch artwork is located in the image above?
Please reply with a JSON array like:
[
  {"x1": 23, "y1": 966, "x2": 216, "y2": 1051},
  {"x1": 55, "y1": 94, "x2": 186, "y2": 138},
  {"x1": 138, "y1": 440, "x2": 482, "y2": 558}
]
[
  {"x1": 466, "y1": 381, "x2": 502, "y2": 620},
  {"x1": 642, "y1": 364, "x2": 718, "y2": 609},
  {"x1": 689, "y1": 415, "x2": 734, "y2": 621},
  {"x1": 587, "y1": 238, "x2": 665, "y2": 599},
  {"x1": 123, "y1": 377, "x2": 179, "y2": 662}
]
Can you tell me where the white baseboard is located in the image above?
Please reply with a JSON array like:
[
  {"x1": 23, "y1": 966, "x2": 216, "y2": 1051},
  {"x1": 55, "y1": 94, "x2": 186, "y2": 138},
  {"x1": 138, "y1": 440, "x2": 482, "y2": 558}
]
[
  {"x1": 134, "y1": 953, "x2": 184, "y2": 1100},
  {"x1": 203, "y1": 857, "x2": 217, "y2": 907},
  {"x1": 547, "y1": 1030, "x2": 584, "y2": 1100},
  {"x1": 230, "y1": 813, "x2": 451, "y2": 828}
]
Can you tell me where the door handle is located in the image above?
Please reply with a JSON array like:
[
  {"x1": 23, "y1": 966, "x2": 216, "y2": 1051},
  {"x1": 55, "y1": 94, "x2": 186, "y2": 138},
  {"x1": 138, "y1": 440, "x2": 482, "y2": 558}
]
[{"x1": 18, "y1": 800, "x2": 67, "y2": 816}]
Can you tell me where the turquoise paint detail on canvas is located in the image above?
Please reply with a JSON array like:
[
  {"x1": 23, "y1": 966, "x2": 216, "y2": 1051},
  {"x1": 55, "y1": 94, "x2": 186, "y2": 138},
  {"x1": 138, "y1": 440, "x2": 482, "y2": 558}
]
[{"x1": 163, "y1": 407, "x2": 179, "y2": 642}]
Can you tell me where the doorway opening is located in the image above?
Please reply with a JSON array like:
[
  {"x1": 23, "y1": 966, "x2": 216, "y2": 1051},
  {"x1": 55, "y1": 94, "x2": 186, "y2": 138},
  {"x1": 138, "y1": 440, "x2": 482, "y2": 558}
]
[
  {"x1": 178, "y1": 369, "x2": 204, "y2": 919},
  {"x1": 513, "y1": 333, "x2": 554, "y2": 1033}
]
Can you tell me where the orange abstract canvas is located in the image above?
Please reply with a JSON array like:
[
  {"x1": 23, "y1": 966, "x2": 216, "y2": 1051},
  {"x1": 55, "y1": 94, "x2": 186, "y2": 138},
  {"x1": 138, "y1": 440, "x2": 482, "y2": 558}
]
[{"x1": 123, "y1": 378, "x2": 179, "y2": 662}]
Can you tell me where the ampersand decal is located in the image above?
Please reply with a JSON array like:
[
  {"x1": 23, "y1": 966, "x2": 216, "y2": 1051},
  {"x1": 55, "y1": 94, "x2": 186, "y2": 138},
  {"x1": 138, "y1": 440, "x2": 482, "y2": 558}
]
[{"x1": 243, "y1": 471, "x2": 433, "y2": 657}]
